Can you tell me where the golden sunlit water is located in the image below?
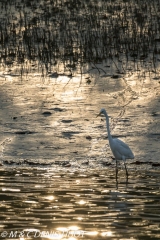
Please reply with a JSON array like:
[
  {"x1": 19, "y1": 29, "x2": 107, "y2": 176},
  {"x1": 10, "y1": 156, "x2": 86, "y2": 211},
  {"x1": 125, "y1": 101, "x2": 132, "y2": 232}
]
[{"x1": 0, "y1": 167, "x2": 160, "y2": 240}]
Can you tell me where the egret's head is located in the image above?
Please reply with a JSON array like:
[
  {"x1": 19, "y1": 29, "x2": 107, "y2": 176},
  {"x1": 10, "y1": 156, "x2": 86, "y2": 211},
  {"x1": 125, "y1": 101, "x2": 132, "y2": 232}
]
[{"x1": 96, "y1": 108, "x2": 107, "y2": 117}]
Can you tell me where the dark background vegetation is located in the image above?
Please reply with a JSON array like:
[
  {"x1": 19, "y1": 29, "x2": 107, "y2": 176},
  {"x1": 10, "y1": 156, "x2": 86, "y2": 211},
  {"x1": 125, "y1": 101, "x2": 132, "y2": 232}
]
[{"x1": 0, "y1": 0, "x2": 160, "y2": 76}]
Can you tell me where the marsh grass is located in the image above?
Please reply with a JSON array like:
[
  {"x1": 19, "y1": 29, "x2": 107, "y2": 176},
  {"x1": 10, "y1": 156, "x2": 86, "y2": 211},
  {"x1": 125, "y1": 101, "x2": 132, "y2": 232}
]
[{"x1": 0, "y1": 0, "x2": 160, "y2": 77}]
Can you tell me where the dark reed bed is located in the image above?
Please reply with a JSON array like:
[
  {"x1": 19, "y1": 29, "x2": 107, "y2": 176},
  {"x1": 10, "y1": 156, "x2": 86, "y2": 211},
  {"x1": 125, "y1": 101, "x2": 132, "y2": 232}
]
[{"x1": 0, "y1": 0, "x2": 160, "y2": 76}]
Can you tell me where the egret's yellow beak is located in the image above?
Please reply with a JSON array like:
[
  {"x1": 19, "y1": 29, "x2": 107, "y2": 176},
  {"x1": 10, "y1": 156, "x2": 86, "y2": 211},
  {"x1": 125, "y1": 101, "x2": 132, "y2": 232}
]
[{"x1": 96, "y1": 112, "x2": 101, "y2": 118}]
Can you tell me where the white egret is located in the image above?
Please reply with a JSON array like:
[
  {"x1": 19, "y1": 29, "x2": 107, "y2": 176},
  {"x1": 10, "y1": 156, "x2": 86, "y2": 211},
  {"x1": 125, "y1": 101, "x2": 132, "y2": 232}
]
[{"x1": 97, "y1": 108, "x2": 134, "y2": 181}]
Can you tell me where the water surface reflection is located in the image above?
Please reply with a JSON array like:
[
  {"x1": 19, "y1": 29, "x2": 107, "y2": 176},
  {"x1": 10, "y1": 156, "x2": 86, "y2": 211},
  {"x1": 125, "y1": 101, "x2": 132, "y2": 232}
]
[{"x1": 0, "y1": 167, "x2": 160, "y2": 240}]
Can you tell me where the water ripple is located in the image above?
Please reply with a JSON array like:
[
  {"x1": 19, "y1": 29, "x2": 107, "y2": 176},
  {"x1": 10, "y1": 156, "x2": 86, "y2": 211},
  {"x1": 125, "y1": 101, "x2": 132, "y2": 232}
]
[{"x1": 0, "y1": 167, "x2": 160, "y2": 239}]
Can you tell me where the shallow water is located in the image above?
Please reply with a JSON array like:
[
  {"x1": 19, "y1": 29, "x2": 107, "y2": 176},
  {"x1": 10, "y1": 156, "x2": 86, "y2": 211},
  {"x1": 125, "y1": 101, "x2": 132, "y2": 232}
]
[
  {"x1": 0, "y1": 62, "x2": 160, "y2": 240},
  {"x1": 0, "y1": 166, "x2": 160, "y2": 240}
]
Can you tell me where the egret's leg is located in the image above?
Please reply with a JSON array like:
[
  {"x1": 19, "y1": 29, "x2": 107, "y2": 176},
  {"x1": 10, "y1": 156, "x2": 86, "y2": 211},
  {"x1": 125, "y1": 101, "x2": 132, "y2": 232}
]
[
  {"x1": 123, "y1": 157, "x2": 128, "y2": 180},
  {"x1": 116, "y1": 160, "x2": 118, "y2": 181}
]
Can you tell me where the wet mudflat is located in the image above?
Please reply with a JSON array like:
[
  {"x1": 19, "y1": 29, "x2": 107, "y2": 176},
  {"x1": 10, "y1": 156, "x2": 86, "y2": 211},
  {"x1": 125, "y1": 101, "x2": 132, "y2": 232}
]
[{"x1": 0, "y1": 68, "x2": 159, "y2": 164}]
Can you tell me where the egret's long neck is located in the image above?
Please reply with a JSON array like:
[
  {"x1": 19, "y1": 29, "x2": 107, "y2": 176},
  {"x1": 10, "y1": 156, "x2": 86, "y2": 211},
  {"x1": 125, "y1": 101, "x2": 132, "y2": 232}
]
[{"x1": 104, "y1": 111, "x2": 112, "y2": 143}]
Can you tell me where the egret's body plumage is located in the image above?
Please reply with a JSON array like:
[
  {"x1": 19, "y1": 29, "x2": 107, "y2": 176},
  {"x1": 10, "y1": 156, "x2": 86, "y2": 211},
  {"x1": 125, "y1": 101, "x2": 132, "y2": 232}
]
[
  {"x1": 109, "y1": 138, "x2": 134, "y2": 160},
  {"x1": 97, "y1": 108, "x2": 134, "y2": 180}
]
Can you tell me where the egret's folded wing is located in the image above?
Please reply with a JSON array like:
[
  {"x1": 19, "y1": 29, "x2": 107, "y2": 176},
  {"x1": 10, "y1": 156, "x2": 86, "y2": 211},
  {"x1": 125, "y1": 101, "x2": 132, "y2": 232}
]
[{"x1": 113, "y1": 138, "x2": 134, "y2": 159}]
